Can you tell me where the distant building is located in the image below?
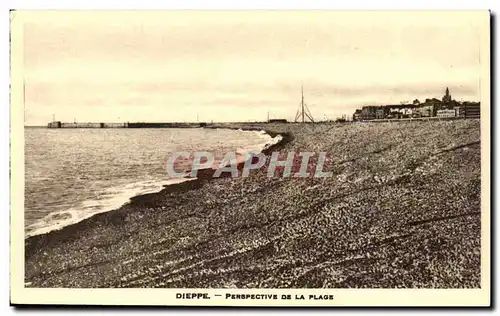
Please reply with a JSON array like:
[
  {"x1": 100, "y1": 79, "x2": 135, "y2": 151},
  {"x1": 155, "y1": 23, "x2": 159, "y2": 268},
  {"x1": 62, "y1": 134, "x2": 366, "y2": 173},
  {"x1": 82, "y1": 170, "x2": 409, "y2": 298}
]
[
  {"x1": 375, "y1": 107, "x2": 390, "y2": 119},
  {"x1": 353, "y1": 109, "x2": 362, "y2": 121},
  {"x1": 437, "y1": 109, "x2": 456, "y2": 118},
  {"x1": 418, "y1": 104, "x2": 435, "y2": 117},
  {"x1": 386, "y1": 104, "x2": 418, "y2": 118},
  {"x1": 464, "y1": 103, "x2": 480, "y2": 118},
  {"x1": 351, "y1": 89, "x2": 477, "y2": 122},
  {"x1": 360, "y1": 106, "x2": 379, "y2": 120},
  {"x1": 442, "y1": 87, "x2": 452, "y2": 104},
  {"x1": 452, "y1": 102, "x2": 480, "y2": 118},
  {"x1": 454, "y1": 106, "x2": 465, "y2": 117},
  {"x1": 387, "y1": 110, "x2": 401, "y2": 119},
  {"x1": 424, "y1": 98, "x2": 442, "y2": 107}
]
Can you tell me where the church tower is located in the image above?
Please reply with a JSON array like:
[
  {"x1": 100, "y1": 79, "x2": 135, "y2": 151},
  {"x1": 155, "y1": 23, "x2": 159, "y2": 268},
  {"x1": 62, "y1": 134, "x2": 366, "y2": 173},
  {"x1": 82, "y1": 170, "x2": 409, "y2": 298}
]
[{"x1": 442, "y1": 87, "x2": 452, "y2": 103}]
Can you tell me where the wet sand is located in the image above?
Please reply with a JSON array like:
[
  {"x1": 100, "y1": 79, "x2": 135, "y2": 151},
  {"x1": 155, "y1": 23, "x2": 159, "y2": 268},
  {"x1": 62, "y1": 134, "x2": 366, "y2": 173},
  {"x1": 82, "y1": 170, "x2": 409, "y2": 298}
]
[{"x1": 25, "y1": 120, "x2": 481, "y2": 288}]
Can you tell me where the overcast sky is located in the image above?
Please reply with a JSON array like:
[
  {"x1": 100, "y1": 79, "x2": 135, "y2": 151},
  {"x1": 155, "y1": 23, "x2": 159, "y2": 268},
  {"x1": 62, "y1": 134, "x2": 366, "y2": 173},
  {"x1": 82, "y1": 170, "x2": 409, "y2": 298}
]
[{"x1": 21, "y1": 11, "x2": 483, "y2": 125}]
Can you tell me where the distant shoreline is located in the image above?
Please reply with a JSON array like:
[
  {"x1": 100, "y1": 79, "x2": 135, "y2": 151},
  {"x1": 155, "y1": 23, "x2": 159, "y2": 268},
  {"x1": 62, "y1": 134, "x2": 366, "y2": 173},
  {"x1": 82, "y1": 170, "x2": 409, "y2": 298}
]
[{"x1": 25, "y1": 114, "x2": 480, "y2": 129}]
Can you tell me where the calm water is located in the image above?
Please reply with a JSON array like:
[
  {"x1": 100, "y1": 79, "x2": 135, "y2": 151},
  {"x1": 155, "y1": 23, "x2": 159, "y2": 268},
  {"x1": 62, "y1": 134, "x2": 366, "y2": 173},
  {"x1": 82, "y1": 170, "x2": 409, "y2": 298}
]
[{"x1": 25, "y1": 128, "x2": 273, "y2": 237}]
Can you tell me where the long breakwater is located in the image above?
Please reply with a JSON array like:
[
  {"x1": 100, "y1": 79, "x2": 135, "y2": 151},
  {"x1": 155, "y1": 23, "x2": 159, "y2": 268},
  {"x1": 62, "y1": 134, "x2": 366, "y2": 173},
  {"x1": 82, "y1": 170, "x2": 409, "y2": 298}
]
[{"x1": 47, "y1": 122, "x2": 208, "y2": 128}]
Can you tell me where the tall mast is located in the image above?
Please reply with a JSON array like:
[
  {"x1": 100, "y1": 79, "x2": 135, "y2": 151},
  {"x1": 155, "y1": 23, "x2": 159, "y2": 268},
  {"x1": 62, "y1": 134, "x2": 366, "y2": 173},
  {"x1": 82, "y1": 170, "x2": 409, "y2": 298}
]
[
  {"x1": 294, "y1": 84, "x2": 314, "y2": 123},
  {"x1": 301, "y1": 85, "x2": 305, "y2": 123}
]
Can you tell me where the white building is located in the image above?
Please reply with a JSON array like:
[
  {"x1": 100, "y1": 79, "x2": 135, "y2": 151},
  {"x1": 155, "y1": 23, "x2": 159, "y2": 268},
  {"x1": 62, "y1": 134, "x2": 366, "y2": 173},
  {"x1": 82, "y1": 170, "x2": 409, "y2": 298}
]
[{"x1": 436, "y1": 109, "x2": 456, "y2": 118}]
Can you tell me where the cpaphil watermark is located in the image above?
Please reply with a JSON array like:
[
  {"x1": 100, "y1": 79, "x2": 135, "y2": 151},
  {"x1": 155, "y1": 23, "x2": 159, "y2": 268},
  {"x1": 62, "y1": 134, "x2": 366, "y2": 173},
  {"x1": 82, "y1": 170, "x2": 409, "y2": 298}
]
[{"x1": 163, "y1": 151, "x2": 333, "y2": 178}]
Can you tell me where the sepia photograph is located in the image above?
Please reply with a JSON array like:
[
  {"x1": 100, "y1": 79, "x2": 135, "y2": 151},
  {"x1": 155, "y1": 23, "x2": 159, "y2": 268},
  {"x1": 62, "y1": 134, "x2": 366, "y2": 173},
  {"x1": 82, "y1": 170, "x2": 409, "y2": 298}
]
[{"x1": 10, "y1": 9, "x2": 490, "y2": 307}]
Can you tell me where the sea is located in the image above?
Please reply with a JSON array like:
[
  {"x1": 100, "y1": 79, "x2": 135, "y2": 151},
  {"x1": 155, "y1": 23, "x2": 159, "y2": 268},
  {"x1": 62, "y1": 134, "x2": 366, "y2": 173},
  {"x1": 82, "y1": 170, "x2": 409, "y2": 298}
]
[{"x1": 24, "y1": 127, "x2": 277, "y2": 238}]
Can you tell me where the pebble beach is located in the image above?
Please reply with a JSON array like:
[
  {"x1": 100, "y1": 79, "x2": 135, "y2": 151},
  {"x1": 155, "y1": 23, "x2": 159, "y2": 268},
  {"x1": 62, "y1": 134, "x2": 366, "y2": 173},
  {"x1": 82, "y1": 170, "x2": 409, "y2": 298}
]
[{"x1": 25, "y1": 120, "x2": 481, "y2": 288}]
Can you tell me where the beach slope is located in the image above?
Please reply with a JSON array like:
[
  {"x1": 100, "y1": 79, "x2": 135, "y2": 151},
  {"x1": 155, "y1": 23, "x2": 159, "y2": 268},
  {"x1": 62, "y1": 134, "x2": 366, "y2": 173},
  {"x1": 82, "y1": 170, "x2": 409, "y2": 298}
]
[{"x1": 25, "y1": 120, "x2": 481, "y2": 288}]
